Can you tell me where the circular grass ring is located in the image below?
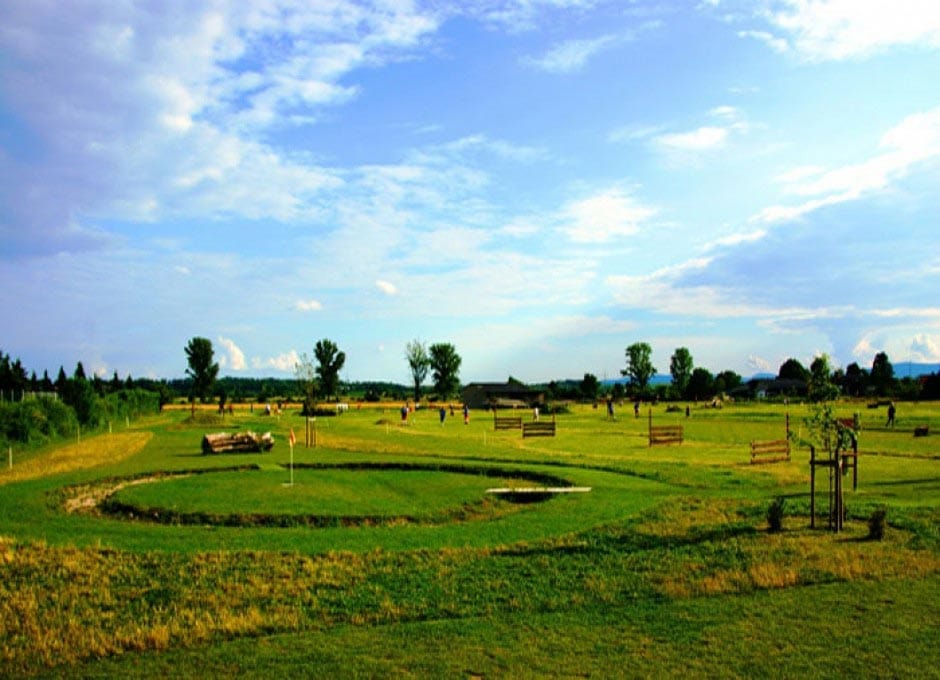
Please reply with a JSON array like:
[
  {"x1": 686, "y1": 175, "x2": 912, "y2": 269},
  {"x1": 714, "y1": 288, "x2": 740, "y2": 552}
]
[{"x1": 65, "y1": 463, "x2": 576, "y2": 529}]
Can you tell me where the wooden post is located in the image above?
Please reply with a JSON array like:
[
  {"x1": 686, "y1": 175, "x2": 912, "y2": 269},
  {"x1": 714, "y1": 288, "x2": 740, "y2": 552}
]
[
  {"x1": 810, "y1": 445, "x2": 816, "y2": 529},
  {"x1": 835, "y1": 446, "x2": 843, "y2": 532}
]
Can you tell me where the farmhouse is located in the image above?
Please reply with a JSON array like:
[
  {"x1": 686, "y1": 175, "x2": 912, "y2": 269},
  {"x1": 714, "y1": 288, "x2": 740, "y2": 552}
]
[{"x1": 460, "y1": 381, "x2": 544, "y2": 410}]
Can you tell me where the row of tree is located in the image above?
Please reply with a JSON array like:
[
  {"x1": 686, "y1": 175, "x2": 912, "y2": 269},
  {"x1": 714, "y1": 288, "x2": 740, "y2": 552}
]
[
  {"x1": 4, "y1": 339, "x2": 938, "y2": 419},
  {"x1": 183, "y1": 337, "x2": 465, "y2": 411},
  {"x1": 617, "y1": 343, "x2": 933, "y2": 402}
]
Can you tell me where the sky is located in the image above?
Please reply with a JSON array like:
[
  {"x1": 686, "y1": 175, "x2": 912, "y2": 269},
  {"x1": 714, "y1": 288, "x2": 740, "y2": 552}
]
[{"x1": 1, "y1": 0, "x2": 939, "y2": 385}]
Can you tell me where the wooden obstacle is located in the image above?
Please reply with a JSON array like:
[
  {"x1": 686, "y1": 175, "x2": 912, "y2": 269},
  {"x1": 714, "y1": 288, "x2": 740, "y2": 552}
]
[
  {"x1": 750, "y1": 413, "x2": 791, "y2": 464},
  {"x1": 522, "y1": 420, "x2": 556, "y2": 438},
  {"x1": 648, "y1": 410, "x2": 683, "y2": 446},
  {"x1": 202, "y1": 431, "x2": 274, "y2": 455},
  {"x1": 750, "y1": 439, "x2": 790, "y2": 464},
  {"x1": 649, "y1": 425, "x2": 683, "y2": 446},
  {"x1": 914, "y1": 425, "x2": 929, "y2": 437},
  {"x1": 493, "y1": 413, "x2": 523, "y2": 430}
]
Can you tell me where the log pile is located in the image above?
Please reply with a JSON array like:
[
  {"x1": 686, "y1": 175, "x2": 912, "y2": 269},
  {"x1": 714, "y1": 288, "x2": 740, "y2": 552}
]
[{"x1": 201, "y1": 431, "x2": 275, "y2": 455}]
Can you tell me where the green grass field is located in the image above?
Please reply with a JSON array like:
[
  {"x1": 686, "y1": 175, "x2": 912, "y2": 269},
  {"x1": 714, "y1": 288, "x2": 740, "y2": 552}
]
[{"x1": 1, "y1": 400, "x2": 938, "y2": 677}]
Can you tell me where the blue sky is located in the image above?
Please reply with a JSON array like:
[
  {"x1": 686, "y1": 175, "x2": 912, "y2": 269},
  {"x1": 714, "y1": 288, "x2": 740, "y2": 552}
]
[{"x1": 1, "y1": 0, "x2": 939, "y2": 384}]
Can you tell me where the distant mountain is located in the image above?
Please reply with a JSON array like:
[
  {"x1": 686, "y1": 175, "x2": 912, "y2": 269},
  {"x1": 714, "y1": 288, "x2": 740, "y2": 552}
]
[
  {"x1": 601, "y1": 374, "x2": 672, "y2": 386},
  {"x1": 893, "y1": 362, "x2": 939, "y2": 378},
  {"x1": 597, "y1": 364, "x2": 939, "y2": 388}
]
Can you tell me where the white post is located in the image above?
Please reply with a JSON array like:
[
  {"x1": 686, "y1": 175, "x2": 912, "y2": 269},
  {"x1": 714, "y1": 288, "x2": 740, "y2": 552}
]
[
  {"x1": 109, "y1": 421, "x2": 112, "y2": 434},
  {"x1": 126, "y1": 415, "x2": 130, "y2": 428}
]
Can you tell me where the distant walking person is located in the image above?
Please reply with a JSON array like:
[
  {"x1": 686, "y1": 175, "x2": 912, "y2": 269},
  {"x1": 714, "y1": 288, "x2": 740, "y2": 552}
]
[
  {"x1": 439, "y1": 406, "x2": 446, "y2": 425},
  {"x1": 606, "y1": 397, "x2": 614, "y2": 420},
  {"x1": 886, "y1": 402, "x2": 896, "y2": 428},
  {"x1": 463, "y1": 404, "x2": 470, "y2": 425}
]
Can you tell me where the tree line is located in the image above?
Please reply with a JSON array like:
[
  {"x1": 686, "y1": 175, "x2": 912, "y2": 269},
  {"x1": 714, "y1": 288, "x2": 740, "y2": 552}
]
[{"x1": 3, "y1": 336, "x2": 939, "y2": 446}]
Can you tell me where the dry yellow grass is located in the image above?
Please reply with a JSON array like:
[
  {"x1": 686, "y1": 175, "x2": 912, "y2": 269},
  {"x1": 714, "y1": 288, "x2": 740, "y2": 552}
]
[{"x1": 0, "y1": 431, "x2": 153, "y2": 486}]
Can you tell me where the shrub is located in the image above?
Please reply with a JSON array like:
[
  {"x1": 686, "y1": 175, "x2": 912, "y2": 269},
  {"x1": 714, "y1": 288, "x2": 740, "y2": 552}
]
[
  {"x1": 867, "y1": 508, "x2": 887, "y2": 540},
  {"x1": 767, "y1": 497, "x2": 786, "y2": 533}
]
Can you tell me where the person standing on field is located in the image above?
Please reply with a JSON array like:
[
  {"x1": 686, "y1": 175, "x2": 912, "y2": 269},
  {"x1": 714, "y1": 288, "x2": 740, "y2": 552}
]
[{"x1": 886, "y1": 402, "x2": 896, "y2": 428}]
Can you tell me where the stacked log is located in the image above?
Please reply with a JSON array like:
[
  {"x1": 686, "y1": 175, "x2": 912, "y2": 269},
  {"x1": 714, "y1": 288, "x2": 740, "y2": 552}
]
[{"x1": 202, "y1": 431, "x2": 274, "y2": 455}]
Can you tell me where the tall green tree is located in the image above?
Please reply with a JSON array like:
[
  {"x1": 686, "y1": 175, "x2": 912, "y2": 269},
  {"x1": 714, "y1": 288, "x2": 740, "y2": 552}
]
[
  {"x1": 842, "y1": 362, "x2": 868, "y2": 397},
  {"x1": 405, "y1": 339, "x2": 430, "y2": 403},
  {"x1": 870, "y1": 351, "x2": 895, "y2": 396},
  {"x1": 714, "y1": 370, "x2": 742, "y2": 394},
  {"x1": 314, "y1": 339, "x2": 346, "y2": 401},
  {"x1": 429, "y1": 343, "x2": 461, "y2": 400},
  {"x1": 669, "y1": 347, "x2": 694, "y2": 398},
  {"x1": 687, "y1": 367, "x2": 715, "y2": 399},
  {"x1": 580, "y1": 373, "x2": 600, "y2": 401},
  {"x1": 622, "y1": 342, "x2": 656, "y2": 394},
  {"x1": 184, "y1": 337, "x2": 219, "y2": 403},
  {"x1": 777, "y1": 358, "x2": 809, "y2": 383},
  {"x1": 808, "y1": 354, "x2": 839, "y2": 402},
  {"x1": 294, "y1": 353, "x2": 318, "y2": 414}
]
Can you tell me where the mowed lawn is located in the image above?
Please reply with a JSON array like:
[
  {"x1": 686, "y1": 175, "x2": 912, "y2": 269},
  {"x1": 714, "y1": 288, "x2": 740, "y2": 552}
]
[{"x1": 0, "y1": 400, "x2": 938, "y2": 677}]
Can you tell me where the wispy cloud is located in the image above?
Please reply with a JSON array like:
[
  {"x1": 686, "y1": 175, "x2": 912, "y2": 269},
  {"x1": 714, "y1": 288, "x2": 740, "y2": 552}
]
[
  {"x1": 746, "y1": 0, "x2": 940, "y2": 61},
  {"x1": 558, "y1": 188, "x2": 657, "y2": 243},
  {"x1": 525, "y1": 34, "x2": 618, "y2": 73},
  {"x1": 654, "y1": 126, "x2": 728, "y2": 152},
  {"x1": 0, "y1": 1, "x2": 439, "y2": 257},
  {"x1": 755, "y1": 106, "x2": 940, "y2": 224},
  {"x1": 376, "y1": 280, "x2": 399, "y2": 296},
  {"x1": 650, "y1": 106, "x2": 749, "y2": 156},
  {"x1": 295, "y1": 299, "x2": 323, "y2": 312},
  {"x1": 471, "y1": 0, "x2": 599, "y2": 32}
]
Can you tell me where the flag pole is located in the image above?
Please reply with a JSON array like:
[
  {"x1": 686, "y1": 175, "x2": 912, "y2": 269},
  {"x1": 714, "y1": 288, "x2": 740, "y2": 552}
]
[{"x1": 288, "y1": 427, "x2": 296, "y2": 487}]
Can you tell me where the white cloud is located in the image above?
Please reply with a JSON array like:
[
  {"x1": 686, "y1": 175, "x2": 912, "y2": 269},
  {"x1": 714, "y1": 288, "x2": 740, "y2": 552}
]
[
  {"x1": 704, "y1": 229, "x2": 768, "y2": 250},
  {"x1": 606, "y1": 257, "x2": 809, "y2": 319},
  {"x1": 471, "y1": 0, "x2": 600, "y2": 31},
  {"x1": 910, "y1": 333, "x2": 940, "y2": 361},
  {"x1": 737, "y1": 29, "x2": 790, "y2": 54},
  {"x1": 0, "y1": 1, "x2": 438, "y2": 256},
  {"x1": 559, "y1": 188, "x2": 657, "y2": 243},
  {"x1": 252, "y1": 349, "x2": 300, "y2": 373},
  {"x1": 218, "y1": 336, "x2": 246, "y2": 371},
  {"x1": 747, "y1": 354, "x2": 774, "y2": 373},
  {"x1": 525, "y1": 34, "x2": 618, "y2": 73},
  {"x1": 654, "y1": 126, "x2": 728, "y2": 152},
  {"x1": 756, "y1": 106, "x2": 940, "y2": 224},
  {"x1": 756, "y1": 0, "x2": 940, "y2": 61},
  {"x1": 607, "y1": 124, "x2": 664, "y2": 144},
  {"x1": 296, "y1": 299, "x2": 323, "y2": 312},
  {"x1": 376, "y1": 280, "x2": 399, "y2": 296}
]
